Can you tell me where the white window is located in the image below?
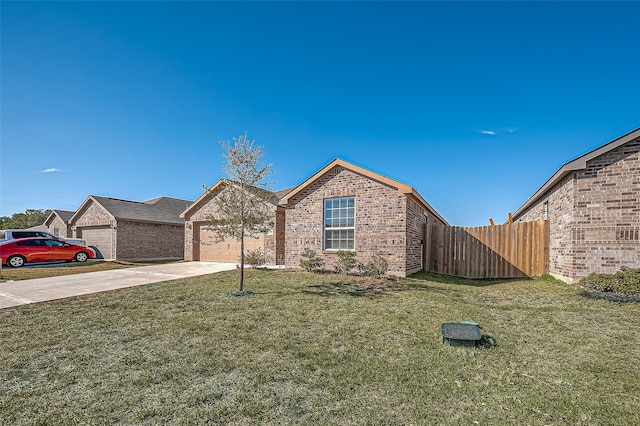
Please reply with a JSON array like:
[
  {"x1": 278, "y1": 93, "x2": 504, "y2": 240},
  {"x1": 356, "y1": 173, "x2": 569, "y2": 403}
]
[{"x1": 324, "y1": 196, "x2": 355, "y2": 250}]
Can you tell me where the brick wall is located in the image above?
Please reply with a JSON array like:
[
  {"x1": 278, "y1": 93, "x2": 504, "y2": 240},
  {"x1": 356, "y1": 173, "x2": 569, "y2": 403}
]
[
  {"x1": 47, "y1": 216, "x2": 71, "y2": 238},
  {"x1": 183, "y1": 189, "x2": 278, "y2": 263},
  {"x1": 116, "y1": 220, "x2": 185, "y2": 260},
  {"x1": 406, "y1": 197, "x2": 446, "y2": 275},
  {"x1": 517, "y1": 175, "x2": 575, "y2": 281},
  {"x1": 72, "y1": 200, "x2": 113, "y2": 232},
  {"x1": 263, "y1": 207, "x2": 285, "y2": 265},
  {"x1": 183, "y1": 193, "x2": 217, "y2": 261},
  {"x1": 284, "y1": 166, "x2": 410, "y2": 276},
  {"x1": 572, "y1": 138, "x2": 640, "y2": 278},
  {"x1": 516, "y1": 136, "x2": 640, "y2": 282}
]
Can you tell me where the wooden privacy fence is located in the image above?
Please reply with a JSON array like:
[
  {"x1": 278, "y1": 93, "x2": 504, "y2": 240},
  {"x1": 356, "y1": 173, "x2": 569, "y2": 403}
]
[{"x1": 424, "y1": 220, "x2": 549, "y2": 278}]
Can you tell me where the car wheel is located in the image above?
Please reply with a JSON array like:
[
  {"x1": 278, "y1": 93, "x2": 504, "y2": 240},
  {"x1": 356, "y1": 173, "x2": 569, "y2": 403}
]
[
  {"x1": 7, "y1": 255, "x2": 26, "y2": 268},
  {"x1": 75, "y1": 252, "x2": 89, "y2": 262}
]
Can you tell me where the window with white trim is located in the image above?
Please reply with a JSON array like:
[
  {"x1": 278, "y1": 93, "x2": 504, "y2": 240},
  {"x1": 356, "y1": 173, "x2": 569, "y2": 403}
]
[{"x1": 324, "y1": 196, "x2": 355, "y2": 250}]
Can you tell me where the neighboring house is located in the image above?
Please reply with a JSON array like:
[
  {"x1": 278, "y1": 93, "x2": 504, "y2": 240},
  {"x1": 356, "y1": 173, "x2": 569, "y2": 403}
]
[
  {"x1": 279, "y1": 159, "x2": 448, "y2": 276},
  {"x1": 181, "y1": 179, "x2": 290, "y2": 266},
  {"x1": 44, "y1": 209, "x2": 75, "y2": 237},
  {"x1": 69, "y1": 196, "x2": 191, "y2": 261},
  {"x1": 513, "y1": 128, "x2": 640, "y2": 283},
  {"x1": 183, "y1": 158, "x2": 448, "y2": 277}
]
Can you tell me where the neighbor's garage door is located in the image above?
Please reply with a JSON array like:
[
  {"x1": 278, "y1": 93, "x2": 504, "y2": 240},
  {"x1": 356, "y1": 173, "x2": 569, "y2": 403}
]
[
  {"x1": 78, "y1": 226, "x2": 113, "y2": 260},
  {"x1": 196, "y1": 224, "x2": 263, "y2": 262}
]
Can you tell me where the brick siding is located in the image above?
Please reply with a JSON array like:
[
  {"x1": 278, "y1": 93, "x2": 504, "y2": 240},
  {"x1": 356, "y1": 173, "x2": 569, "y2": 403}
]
[
  {"x1": 285, "y1": 166, "x2": 412, "y2": 276},
  {"x1": 263, "y1": 207, "x2": 285, "y2": 265},
  {"x1": 516, "y1": 137, "x2": 640, "y2": 282},
  {"x1": 183, "y1": 189, "x2": 278, "y2": 263},
  {"x1": 47, "y1": 216, "x2": 71, "y2": 238},
  {"x1": 517, "y1": 175, "x2": 575, "y2": 280},
  {"x1": 72, "y1": 198, "x2": 185, "y2": 261},
  {"x1": 72, "y1": 200, "x2": 113, "y2": 230},
  {"x1": 116, "y1": 220, "x2": 184, "y2": 260}
]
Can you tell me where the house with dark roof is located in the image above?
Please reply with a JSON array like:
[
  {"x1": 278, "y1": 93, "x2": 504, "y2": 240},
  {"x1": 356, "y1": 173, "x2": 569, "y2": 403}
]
[
  {"x1": 182, "y1": 158, "x2": 448, "y2": 277},
  {"x1": 69, "y1": 196, "x2": 191, "y2": 260},
  {"x1": 44, "y1": 209, "x2": 75, "y2": 238},
  {"x1": 513, "y1": 128, "x2": 640, "y2": 282},
  {"x1": 181, "y1": 179, "x2": 289, "y2": 266}
]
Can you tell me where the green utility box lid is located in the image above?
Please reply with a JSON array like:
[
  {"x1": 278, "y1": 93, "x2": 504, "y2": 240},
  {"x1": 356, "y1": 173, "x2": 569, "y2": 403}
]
[{"x1": 441, "y1": 322, "x2": 482, "y2": 347}]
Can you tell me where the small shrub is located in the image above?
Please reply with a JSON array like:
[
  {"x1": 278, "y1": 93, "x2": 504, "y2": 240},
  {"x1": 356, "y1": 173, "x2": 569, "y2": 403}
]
[
  {"x1": 579, "y1": 266, "x2": 640, "y2": 295},
  {"x1": 299, "y1": 248, "x2": 324, "y2": 272},
  {"x1": 365, "y1": 252, "x2": 389, "y2": 278},
  {"x1": 335, "y1": 250, "x2": 357, "y2": 274},
  {"x1": 245, "y1": 248, "x2": 265, "y2": 268}
]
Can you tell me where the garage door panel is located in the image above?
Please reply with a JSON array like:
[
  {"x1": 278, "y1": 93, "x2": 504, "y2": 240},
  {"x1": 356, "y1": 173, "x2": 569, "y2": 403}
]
[
  {"x1": 78, "y1": 226, "x2": 112, "y2": 260},
  {"x1": 197, "y1": 225, "x2": 263, "y2": 262}
]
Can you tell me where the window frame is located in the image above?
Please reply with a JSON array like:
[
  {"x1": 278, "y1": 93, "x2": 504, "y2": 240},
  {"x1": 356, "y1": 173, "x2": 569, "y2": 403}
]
[{"x1": 323, "y1": 196, "x2": 356, "y2": 251}]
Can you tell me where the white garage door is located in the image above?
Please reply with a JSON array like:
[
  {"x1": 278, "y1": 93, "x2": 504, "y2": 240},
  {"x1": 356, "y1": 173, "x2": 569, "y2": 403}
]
[
  {"x1": 196, "y1": 224, "x2": 263, "y2": 262},
  {"x1": 78, "y1": 226, "x2": 113, "y2": 260}
]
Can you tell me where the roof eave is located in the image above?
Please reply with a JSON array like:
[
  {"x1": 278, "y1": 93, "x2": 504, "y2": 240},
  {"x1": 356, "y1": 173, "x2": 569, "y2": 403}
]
[
  {"x1": 279, "y1": 158, "x2": 415, "y2": 205},
  {"x1": 69, "y1": 196, "x2": 115, "y2": 224},
  {"x1": 180, "y1": 179, "x2": 227, "y2": 218},
  {"x1": 407, "y1": 189, "x2": 449, "y2": 225},
  {"x1": 513, "y1": 127, "x2": 640, "y2": 219},
  {"x1": 44, "y1": 211, "x2": 58, "y2": 226}
]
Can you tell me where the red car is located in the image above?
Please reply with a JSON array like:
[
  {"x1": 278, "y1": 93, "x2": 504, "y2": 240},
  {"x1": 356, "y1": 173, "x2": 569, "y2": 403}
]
[{"x1": 0, "y1": 237, "x2": 96, "y2": 267}]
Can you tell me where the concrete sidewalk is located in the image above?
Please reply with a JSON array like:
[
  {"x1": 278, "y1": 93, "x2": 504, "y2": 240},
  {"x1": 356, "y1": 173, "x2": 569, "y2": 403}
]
[{"x1": 0, "y1": 262, "x2": 236, "y2": 309}]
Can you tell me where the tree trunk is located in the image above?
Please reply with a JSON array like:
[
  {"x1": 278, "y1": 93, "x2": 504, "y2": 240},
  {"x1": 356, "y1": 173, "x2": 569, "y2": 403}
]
[{"x1": 239, "y1": 232, "x2": 245, "y2": 292}]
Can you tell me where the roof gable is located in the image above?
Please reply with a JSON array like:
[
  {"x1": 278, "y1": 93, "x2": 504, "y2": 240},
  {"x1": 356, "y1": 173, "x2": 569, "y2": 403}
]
[
  {"x1": 279, "y1": 158, "x2": 448, "y2": 224},
  {"x1": 69, "y1": 196, "x2": 115, "y2": 224},
  {"x1": 514, "y1": 127, "x2": 640, "y2": 218},
  {"x1": 181, "y1": 179, "x2": 291, "y2": 219},
  {"x1": 44, "y1": 209, "x2": 75, "y2": 226}
]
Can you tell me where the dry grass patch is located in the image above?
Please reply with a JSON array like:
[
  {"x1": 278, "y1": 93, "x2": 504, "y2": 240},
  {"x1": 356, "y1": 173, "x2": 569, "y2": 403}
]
[{"x1": 1, "y1": 269, "x2": 639, "y2": 424}]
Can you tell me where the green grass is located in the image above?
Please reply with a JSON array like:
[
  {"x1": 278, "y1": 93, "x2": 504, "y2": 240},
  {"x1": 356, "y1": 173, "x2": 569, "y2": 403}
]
[
  {"x1": 0, "y1": 259, "x2": 178, "y2": 281},
  {"x1": 1, "y1": 269, "x2": 639, "y2": 424}
]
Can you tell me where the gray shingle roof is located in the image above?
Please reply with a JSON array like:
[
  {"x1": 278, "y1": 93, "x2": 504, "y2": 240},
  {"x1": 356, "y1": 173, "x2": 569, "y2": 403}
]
[
  {"x1": 54, "y1": 210, "x2": 75, "y2": 222},
  {"x1": 92, "y1": 196, "x2": 192, "y2": 225},
  {"x1": 274, "y1": 186, "x2": 297, "y2": 201}
]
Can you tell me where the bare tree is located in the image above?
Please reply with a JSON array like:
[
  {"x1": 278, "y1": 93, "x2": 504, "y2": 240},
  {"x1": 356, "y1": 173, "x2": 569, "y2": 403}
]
[{"x1": 204, "y1": 133, "x2": 274, "y2": 293}]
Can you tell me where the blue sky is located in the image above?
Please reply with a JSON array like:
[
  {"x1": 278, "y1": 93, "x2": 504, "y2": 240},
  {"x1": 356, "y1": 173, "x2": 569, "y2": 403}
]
[{"x1": 1, "y1": 1, "x2": 638, "y2": 226}]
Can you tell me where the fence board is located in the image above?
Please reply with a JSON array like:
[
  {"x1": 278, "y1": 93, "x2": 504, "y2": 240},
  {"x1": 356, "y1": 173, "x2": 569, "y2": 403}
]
[{"x1": 424, "y1": 220, "x2": 549, "y2": 279}]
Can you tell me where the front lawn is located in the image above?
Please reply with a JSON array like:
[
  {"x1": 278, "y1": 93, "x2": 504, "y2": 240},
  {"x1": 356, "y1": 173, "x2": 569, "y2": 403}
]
[{"x1": 1, "y1": 270, "x2": 639, "y2": 424}]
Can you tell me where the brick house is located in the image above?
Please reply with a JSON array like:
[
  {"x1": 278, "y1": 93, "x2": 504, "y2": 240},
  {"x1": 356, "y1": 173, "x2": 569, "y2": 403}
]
[
  {"x1": 69, "y1": 195, "x2": 191, "y2": 261},
  {"x1": 44, "y1": 209, "x2": 75, "y2": 238},
  {"x1": 181, "y1": 179, "x2": 290, "y2": 265},
  {"x1": 183, "y1": 159, "x2": 447, "y2": 277},
  {"x1": 513, "y1": 128, "x2": 640, "y2": 282}
]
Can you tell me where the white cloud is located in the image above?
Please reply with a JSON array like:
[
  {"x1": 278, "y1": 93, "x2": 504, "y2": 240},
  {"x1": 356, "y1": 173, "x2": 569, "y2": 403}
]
[
  {"x1": 504, "y1": 127, "x2": 519, "y2": 133},
  {"x1": 41, "y1": 168, "x2": 62, "y2": 173},
  {"x1": 478, "y1": 129, "x2": 497, "y2": 135}
]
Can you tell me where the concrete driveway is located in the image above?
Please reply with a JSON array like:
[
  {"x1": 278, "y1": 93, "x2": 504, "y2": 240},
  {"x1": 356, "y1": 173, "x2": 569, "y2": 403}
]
[{"x1": 0, "y1": 262, "x2": 236, "y2": 309}]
